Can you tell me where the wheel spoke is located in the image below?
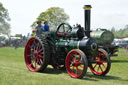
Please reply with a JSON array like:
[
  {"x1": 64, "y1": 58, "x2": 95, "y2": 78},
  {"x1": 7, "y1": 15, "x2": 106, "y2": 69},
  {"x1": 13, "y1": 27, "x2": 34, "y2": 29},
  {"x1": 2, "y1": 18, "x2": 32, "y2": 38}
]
[
  {"x1": 39, "y1": 58, "x2": 43, "y2": 65},
  {"x1": 38, "y1": 55, "x2": 43, "y2": 58},
  {"x1": 102, "y1": 63, "x2": 106, "y2": 68},
  {"x1": 99, "y1": 65, "x2": 103, "y2": 72},
  {"x1": 78, "y1": 55, "x2": 81, "y2": 61},
  {"x1": 97, "y1": 65, "x2": 100, "y2": 72},
  {"x1": 34, "y1": 59, "x2": 37, "y2": 68},
  {"x1": 72, "y1": 66, "x2": 74, "y2": 73},
  {"x1": 38, "y1": 55, "x2": 43, "y2": 60},
  {"x1": 38, "y1": 48, "x2": 43, "y2": 53},
  {"x1": 39, "y1": 52, "x2": 44, "y2": 55},
  {"x1": 79, "y1": 65, "x2": 84, "y2": 69},
  {"x1": 75, "y1": 67, "x2": 78, "y2": 74},
  {"x1": 93, "y1": 63, "x2": 98, "y2": 69},
  {"x1": 76, "y1": 67, "x2": 82, "y2": 74},
  {"x1": 36, "y1": 58, "x2": 41, "y2": 65}
]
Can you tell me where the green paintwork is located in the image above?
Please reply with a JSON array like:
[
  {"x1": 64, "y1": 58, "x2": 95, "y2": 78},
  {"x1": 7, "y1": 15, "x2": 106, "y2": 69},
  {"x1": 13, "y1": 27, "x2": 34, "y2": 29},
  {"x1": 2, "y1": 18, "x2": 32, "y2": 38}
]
[
  {"x1": 56, "y1": 39, "x2": 78, "y2": 51},
  {"x1": 41, "y1": 31, "x2": 78, "y2": 52},
  {"x1": 71, "y1": 28, "x2": 78, "y2": 38},
  {"x1": 90, "y1": 29, "x2": 114, "y2": 45}
]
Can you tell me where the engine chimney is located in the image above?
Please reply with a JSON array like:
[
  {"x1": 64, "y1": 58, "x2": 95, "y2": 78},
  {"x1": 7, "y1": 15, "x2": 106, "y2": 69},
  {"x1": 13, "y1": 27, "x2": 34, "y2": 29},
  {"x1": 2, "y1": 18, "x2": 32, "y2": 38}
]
[{"x1": 83, "y1": 5, "x2": 92, "y2": 38}]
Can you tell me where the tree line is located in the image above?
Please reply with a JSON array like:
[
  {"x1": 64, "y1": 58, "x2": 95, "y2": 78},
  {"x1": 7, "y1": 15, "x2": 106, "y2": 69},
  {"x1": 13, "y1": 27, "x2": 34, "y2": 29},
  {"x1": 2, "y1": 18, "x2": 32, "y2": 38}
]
[{"x1": 110, "y1": 25, "x2": 128, "y2": 38}]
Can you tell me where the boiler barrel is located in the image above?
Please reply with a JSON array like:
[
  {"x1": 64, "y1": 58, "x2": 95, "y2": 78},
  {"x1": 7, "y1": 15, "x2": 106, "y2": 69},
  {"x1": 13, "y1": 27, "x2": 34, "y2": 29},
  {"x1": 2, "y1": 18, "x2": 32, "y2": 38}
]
[
  {"x1": 56, "y1": 38, "x2": 97, "y2": 55},
  {"x1": 90, "y1": 30, "x2": 114, "y2": 45}
]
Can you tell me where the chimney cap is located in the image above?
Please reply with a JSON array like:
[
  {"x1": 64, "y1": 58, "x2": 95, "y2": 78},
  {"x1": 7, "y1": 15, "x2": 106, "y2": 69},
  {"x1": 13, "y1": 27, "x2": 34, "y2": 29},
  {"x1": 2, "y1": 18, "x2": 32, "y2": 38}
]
[{"x1": 83, "y1": 5, "x2": 92, "y2": 10}]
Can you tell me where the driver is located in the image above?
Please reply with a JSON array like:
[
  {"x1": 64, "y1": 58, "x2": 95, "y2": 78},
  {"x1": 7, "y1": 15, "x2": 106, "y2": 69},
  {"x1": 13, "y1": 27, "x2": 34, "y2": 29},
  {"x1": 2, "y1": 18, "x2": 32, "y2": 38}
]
[{"x1": 34, "y1": 21, "x2": 43, "y2": 37}]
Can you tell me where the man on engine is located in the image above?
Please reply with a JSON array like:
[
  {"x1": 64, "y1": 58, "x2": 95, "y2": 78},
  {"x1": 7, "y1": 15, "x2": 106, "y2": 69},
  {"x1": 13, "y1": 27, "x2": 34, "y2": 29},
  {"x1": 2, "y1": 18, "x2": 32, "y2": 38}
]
[
  {"x1": 43, "y1": 21, "x2": 50, "y2": 32},
  {"x1": 34, "y1": 21, "x2": 44, "y2": 37}
]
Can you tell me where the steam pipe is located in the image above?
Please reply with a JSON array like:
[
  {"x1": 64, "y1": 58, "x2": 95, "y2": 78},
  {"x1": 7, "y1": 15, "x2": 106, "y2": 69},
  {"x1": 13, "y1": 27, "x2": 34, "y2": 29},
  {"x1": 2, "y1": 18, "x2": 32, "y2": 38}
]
[{"x1": 83, "y1": 5, "x2": 92, "y2": 38}]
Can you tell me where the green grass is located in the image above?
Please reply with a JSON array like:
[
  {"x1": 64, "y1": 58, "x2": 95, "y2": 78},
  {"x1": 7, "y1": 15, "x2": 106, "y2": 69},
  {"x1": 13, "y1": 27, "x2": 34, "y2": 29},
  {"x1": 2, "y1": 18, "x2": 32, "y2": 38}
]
[{"x1": 0, "y1": 47, "x2": 128, "y2": 85}]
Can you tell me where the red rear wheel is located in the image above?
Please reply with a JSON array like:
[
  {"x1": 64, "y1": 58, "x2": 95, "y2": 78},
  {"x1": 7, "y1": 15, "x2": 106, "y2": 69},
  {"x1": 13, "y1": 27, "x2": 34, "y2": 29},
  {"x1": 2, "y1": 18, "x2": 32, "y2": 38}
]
[
  {"x1": 89, "y1": 49, "x2": 111, "y2": 76},
  {"x1": 66, "y1": 49, "x2": 88, "y2": 79},
  {"x1": 24, "y1": 37, "x2": 49, "y2": 72}
]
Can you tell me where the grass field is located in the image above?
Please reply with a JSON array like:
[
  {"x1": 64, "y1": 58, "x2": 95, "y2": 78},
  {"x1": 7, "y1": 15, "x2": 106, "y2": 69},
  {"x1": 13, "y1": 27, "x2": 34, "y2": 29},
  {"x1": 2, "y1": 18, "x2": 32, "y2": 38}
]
[{"x1": 0, "y1": 47, "x2": 128, "y2": 85}]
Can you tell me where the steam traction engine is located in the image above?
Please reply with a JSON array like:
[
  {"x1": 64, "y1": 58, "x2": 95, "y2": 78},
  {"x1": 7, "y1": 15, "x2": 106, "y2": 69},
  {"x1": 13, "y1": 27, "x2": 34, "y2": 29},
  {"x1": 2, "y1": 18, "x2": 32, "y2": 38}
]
[{"x1": 24, "y1": 5, "x2": 111, "y2": 79}]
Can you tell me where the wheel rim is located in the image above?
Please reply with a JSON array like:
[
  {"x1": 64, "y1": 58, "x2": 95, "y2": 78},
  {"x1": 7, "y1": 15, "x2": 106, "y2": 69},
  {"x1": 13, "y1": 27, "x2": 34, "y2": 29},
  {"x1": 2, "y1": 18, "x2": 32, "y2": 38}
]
[
  {"x1": 89, "y1": 50, "x2": 108, "y2": 75},
  {"x1": 66, "y1": 50, "x2": 86, "y2": 78},
  {"x1": 25, "y1": 37, "x2": 44, "y2": 71}
]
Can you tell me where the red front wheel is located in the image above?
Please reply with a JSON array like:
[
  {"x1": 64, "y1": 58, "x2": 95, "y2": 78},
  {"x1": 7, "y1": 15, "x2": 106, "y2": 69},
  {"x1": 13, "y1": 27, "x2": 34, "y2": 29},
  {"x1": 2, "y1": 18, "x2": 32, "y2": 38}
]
[
  {"x1": 65, "y1": 49, "x2": 88, "y2": 79},
  {"x1": 89, "y1": 49, "x2": 111, "y2": 76}
]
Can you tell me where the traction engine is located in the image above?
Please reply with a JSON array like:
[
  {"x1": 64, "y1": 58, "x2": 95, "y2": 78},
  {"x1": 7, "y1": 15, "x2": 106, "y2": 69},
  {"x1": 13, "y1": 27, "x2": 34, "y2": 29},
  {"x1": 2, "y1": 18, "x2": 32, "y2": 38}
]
[{"x1": 24, "y1": 5, "x2": 111, "y2": 79}]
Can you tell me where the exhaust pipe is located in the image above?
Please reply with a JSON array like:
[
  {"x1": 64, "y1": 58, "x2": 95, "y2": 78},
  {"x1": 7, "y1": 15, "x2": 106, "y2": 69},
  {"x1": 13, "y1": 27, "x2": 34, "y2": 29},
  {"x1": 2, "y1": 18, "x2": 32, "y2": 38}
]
[{"x1": 83, "y1": 5, "x2": 92, "y2": 38}]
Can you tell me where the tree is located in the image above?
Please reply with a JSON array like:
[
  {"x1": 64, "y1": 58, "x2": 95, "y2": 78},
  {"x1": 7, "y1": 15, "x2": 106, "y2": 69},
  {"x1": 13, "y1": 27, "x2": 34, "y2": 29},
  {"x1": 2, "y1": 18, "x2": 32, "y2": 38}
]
[
  {"x1": 0, "y1": 22, "x2": 10, "y2": 35},
  {"x1": 112, "y1": 24, "x2": 128, "y2": 38},
  {"x1": 111, "y1": 27, "x2": 116, "y2": 32},
  {"x1": 31, "y1": 7, "x2": 69, "y2": 30},
  {"x1": 0, "y1": 2, "x2": 11, "y2": 35},
  {"x1": 0, "y1": 2, "x2": 10, "y2": 23},
  {"x1": 124, "y1": 25, "x2": 128, "y2": 30}
]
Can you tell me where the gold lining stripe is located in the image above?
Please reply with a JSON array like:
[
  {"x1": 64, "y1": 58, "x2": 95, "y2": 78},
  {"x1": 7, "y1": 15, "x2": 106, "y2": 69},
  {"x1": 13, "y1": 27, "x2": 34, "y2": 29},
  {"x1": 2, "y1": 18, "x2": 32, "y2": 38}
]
[{"x1": 83, "y1": 7, "x2": 92, "y2": 10}]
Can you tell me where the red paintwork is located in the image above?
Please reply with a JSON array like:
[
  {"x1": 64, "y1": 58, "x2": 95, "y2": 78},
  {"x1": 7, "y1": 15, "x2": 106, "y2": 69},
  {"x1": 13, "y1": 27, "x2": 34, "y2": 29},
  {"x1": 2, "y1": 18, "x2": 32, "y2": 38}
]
[
  {"x1": 66, "y1": 50, "x2": 85, "y2": 78},
  {"x1": 57, "y1": 33, "x2": 64, "y2": 37},
  {"x1": 89, "y1": 50, "x2": 108, "y2": 75},
  {"x1": 24, "y1": 37, "x2": 43, "y2": 72}
]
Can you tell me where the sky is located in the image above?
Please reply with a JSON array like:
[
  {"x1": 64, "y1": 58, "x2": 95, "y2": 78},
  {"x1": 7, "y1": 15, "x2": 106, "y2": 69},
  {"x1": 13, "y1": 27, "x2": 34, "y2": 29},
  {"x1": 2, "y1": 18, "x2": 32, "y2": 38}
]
[{"x1": 0, "y1": 0, "x2": 128, "y2": 36}]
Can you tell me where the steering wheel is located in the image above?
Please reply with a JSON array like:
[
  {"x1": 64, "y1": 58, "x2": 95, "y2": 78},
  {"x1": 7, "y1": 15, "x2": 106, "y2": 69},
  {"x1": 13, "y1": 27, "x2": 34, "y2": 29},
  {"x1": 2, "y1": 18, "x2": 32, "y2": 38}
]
[{"x1": 56, "y1": 23, "x2": 72, "y2": 37}]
